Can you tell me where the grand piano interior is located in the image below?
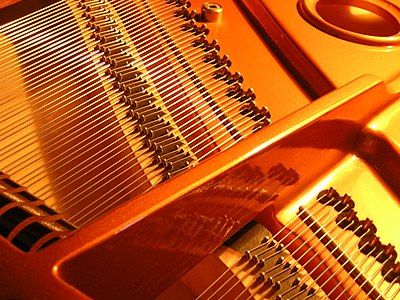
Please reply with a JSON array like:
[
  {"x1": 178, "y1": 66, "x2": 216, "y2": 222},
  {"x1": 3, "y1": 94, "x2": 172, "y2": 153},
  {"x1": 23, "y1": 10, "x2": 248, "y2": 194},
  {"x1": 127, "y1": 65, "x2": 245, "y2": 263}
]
[{"x1": 0, "y1": 0, "x2": 399, "y2": 298}]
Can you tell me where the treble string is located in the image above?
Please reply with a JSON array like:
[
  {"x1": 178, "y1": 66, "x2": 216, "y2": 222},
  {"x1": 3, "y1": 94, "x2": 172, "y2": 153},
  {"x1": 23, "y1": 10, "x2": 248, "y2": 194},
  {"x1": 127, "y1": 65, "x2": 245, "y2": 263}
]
[
  {"x1": 0, "y1": 16, "x2": 198, "y2": 164},
  {"x1": 0, "y1": 0, "x2": 266, "y2": 229},
  {"x1": 74, "y1": 106, "x2": 259, "y2": 227},
  {"x1": 0, "y1": 2, "x2": 176, "y2": 118},
  {"x1": 3, "y1": 37, "x2": 100, "y2": 132},
  {"x1": 32, "y1": 49, "x2": 217, "y2": 199},
  {"x1": 25, "y1": 0, "x2": 228, "y2": 199},
  {"x1": 0, "y1": 2, "x2": 197, "y2": 169},
  {"x1": 0, "y1": 0, "x2": 78, "y2": 33},
  {"x1": 0, "y1": 26, "x2": 96, "y2": 107},
  {"x1": 0, "y1": 6, "x2": 90, "y2": 94},
  {"x1": 0, "y1": 58, "x2": 108, "y2": 162},
  {"x1": 27, "y1": 52, "x2": 228, "y2": 200},
  {"x1": 45, "y1": 73, "x2": 234, "y2": 211},
  {"x1": 69, "y1": 88, "x2": 253, "y2": 226},
  {"x1": 0, "y1": 0, "x2": 196, "y2": 134},
  {"x1": 0, "y1": 50, "x2": 103, "y2": 142}
]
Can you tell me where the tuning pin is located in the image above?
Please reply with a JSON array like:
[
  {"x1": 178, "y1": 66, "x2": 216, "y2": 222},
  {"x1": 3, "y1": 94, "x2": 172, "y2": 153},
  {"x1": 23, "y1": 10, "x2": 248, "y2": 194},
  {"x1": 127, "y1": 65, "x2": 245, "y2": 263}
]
[
  {"x1": 317, "y1": 187, "x2": 340, "y2": 206},
  {"x1": 208, "y1": 39, "x2": 219, "y2": 49},
  {"x1": 194, "y1": 23, "x2": 209, "y2": 35},
  {"x1": 354, "y1": 218, "x2": 377, "y2": 237},
  {"x1": 336, "y1": 209, "x2": 359, "y2": 230},
  {"x1": 224, "y1": 71, "x2": 242, "y2": 83},
  {"x1": 226, "y1": 83, "x2": 242, "y2": 97},
  {"x1": 381, "y1": 261, "x2": 400, "y2": 283},
  {"x1": 216, "y1": 54, "x2": 232, "y2": 68},
  {"x1": 213, "y1": 65, "x2": 229, "y2": 77},
  {"x1": 377, "y1": 244, "x2": 398, "y2": 263},
  {"x1": 334, "y1": 193, "x2": 355, "y2": 212},
  {"x1": 181, "y1": 18, "x2": 196, "y2": 30},
  {"x1": 359, "y1": 234, "x2": 382, "y2": 256},
  {"x1": 203, "y1": 49, "x2": 219, "y2": 61},
  {"x1": 243, "y1": 88, "x2": 256, "y2": 101}
]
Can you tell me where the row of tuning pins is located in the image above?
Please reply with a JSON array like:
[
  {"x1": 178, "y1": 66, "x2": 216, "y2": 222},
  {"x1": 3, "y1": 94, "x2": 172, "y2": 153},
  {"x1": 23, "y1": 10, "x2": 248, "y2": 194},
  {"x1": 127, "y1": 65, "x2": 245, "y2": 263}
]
[
  {"x1": 241, "y1": 236, "x2": 322, "y2": 300},
  {"x1": 80, "y1": 0, "x2": 201, "y2": 178},
  {"x1": 80, "y1": 0, "x2": 270, "y2": 132},
  {"x1": 318, "y1": 188, "x2": 400, "y2": 283},
  {"x1": 77, "y1": 0, "x2": 270, "y2": 178}
]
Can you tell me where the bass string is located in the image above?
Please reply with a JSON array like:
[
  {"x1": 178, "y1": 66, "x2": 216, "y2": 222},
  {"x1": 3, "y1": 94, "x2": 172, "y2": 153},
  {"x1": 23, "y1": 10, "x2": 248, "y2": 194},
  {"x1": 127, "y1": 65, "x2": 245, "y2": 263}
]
[
  {"x1": 0, "y1": 3, "x2": 89, "y2": 76},
  {"x1": 0, "y1": 59, "x2": 109, "y2": 167},
  {"x1": 0, "y1": 49, "x2": 103, "y2": 141},
  {"x1": 0, "y1": 0, "x2": 78, "y2": 33}
]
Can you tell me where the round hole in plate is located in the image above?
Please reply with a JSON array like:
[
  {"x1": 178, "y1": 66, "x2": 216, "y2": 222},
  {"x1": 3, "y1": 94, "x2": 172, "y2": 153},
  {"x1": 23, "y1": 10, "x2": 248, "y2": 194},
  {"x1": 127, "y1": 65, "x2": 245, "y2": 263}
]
[
  {"x1": 298, "y1": 0, "x2": 400, "y2": 45},
  {"x1": 316, "y1": 0, "x2": 400, "y2": 36}
]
